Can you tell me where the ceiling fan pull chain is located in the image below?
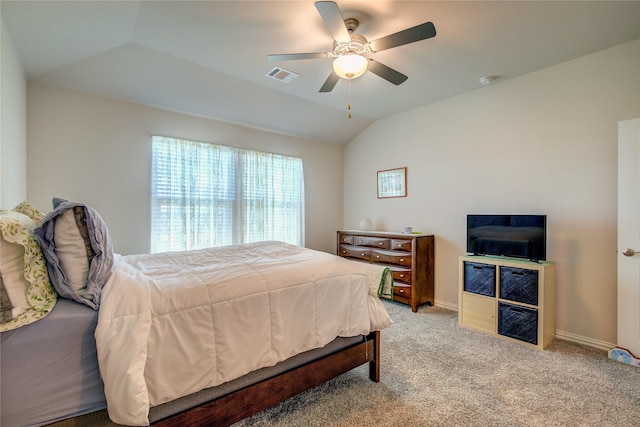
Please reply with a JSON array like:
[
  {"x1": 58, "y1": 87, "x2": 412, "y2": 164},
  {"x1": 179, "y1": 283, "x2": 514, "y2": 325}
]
[{"x1": 348, "y1": 77, "x2": 352, "y2": 119}]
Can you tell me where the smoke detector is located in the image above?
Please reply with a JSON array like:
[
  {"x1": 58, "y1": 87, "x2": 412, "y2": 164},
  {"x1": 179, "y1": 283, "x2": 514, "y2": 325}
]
[{"x1": 479, "y1": 75, "x2": 498, "y2": 85}]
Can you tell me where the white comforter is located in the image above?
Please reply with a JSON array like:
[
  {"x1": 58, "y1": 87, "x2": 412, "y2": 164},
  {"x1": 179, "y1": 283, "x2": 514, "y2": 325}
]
[{"x1": 95, "y1": 241, "x2": 391, "y2": 426}]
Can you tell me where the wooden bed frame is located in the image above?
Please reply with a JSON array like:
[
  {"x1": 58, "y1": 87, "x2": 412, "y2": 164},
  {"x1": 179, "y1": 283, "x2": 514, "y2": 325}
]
[{"x1": 152, "y1": 330, "x2": 380, "y2": 427}]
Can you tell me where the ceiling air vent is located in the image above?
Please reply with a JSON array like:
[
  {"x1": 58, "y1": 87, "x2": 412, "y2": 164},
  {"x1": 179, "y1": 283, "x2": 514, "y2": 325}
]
[{"x1": 266, "y1": 67, "x2": 299, "y2": 83}]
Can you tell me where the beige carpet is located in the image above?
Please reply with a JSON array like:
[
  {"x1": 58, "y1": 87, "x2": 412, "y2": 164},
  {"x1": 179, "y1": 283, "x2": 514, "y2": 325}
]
[{"x1": 52, "y1": 300, "x2": 640, "y2": 426}]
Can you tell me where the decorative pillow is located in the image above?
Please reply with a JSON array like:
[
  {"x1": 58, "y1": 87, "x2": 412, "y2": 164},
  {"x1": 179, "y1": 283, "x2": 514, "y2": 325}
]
[
  {"x1": 0, "y1": 236, "x2": 32, "y2": 318},
  {"x1": 34, "y1": 198, "x2": 115, "y2": 309},
  {"x1": 0, "y1": 274, "x2": 13, "y2": 323},
  {"x1": 54, "y1": 208, "x2": 94, "y2": 293},
  {"x1": 0, "y1": 210, "x2": 57, "y2": 332},
  {"x1": 12, "y1": 200, "x2": 45, "y2": 224}
]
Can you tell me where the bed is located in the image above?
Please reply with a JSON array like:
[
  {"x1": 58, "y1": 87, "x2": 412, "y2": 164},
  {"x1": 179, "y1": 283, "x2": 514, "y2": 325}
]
[
  {"x1": 1, "y1": 200, "x2": 392, "y2": 427},
  {"x1": 1, "y1": 301, "x2": 383, "y2": 427}
]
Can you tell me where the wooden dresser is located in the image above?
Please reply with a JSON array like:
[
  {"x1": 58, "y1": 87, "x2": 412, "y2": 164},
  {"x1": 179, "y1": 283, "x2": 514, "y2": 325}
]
[{"x1": 337, "y1": 230, "x2": 435, "y2": 312}]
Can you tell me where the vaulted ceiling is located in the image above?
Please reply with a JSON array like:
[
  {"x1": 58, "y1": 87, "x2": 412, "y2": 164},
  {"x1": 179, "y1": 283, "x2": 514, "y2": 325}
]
[{"x1": 3, "y1": 1, "x2": 639, "y2": 144}]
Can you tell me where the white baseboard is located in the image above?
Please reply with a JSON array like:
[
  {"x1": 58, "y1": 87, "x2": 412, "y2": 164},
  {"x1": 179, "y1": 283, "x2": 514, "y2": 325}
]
[
  {"x1": 434, "y1": 299, "x2": 458, "y2": 312},
  {"x1": 438, "y1": 302, "x2": 615, "y2": 352},
  {"x1": 554, "y1": 330, "x2": 615, "y2": 351}
]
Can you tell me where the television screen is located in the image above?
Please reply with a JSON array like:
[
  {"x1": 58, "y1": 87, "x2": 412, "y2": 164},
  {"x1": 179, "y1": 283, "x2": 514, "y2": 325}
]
[{"x1": 467, "y1": 215, "x2": 547, "y2": 261}]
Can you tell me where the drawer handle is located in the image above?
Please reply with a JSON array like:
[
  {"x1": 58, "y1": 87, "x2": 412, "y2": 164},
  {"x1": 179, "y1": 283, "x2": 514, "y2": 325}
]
[
  {"x1": 361, "y1": 253, "x2": 365, "y2": 256},
  {"x1": 342, "y1": 250, "x2": 346, "y2": 254},
  {"x1": 379, "y1": 242, "x2": 383, "y2": 246},
  {"x1": 398, "y1": 244, "x2": 403, "y2": 247},
  {"x1": 400, "y1": 258, "x2": 405, "y2": 262},
  {"x1": 399, "y1": 289, "x2": 405, "y2": 293},
  {"x1": 399, "y1": 274, "x2": 405, "y2": 278},
  {"x1": 376, "y1": 255, "x2": 380, "y2": 259},
  {"x1": 358, "y1": 240, "x2": 363, "y2": 243}
]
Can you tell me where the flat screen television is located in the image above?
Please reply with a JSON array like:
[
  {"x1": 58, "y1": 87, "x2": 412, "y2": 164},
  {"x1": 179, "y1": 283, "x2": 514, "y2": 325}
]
[{"x1": 466, "y1": 214, "x2": 547, "y2": 262}]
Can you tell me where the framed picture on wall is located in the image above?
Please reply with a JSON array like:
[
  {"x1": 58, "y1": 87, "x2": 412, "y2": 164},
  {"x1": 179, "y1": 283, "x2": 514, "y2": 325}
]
[{"x1": 377, "y1": 167, "x2": 407, "y2": 198}]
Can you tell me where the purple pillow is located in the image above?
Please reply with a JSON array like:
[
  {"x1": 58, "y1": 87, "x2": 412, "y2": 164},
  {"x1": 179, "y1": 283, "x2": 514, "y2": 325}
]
[{"x1": 34, "y1": 199, "x2": 114, "y2": 309}]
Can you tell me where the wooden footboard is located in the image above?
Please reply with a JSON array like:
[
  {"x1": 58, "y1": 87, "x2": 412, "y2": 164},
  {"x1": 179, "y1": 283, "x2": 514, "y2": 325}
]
[{"x1": 153, "y1": 331, "x2": 380, "y2": 427}]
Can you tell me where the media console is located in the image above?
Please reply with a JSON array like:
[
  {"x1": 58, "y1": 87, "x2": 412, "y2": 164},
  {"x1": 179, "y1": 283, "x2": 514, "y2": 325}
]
[{"x1": 458, "y1": 255, "x2": 555, "y2": 349}]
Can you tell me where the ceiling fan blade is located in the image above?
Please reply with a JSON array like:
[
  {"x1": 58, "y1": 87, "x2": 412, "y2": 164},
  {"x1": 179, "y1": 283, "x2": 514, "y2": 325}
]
[
  {"x1": 319, "y1": 72, "x2": 340, "y2": 92},
  {"x1": 367, "y1": 60, "x2": 408, "y2": 85},
  {"x1": 369, "y1": 22, "x2": 436, "y2": 52},
  {"x1": 315, "y1": 1, "x2": 351, "y2": 43},
  {"x1": 268, "y1": 52, "x2": 329, "y2": 61}
]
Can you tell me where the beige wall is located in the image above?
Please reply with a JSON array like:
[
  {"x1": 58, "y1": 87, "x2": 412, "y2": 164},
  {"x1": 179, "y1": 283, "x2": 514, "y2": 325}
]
[
  {"x1": 344, "y1": 40, "x2": 640, "y2": 348},
  {"x1": 26, "y1": 84, "x2": 344, "y2": 255},
  {"x1": 1, "y1": 18, "x2": 27, "y2": 209}
]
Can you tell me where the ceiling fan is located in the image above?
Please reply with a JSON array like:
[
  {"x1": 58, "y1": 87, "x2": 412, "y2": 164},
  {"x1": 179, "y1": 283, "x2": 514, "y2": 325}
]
[{"x1": 267, "y1": 1, "x2": 436, "y2": 93}]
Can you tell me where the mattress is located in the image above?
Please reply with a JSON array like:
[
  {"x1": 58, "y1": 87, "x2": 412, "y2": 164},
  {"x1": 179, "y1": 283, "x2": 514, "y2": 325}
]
[
  {"x1": 1, "y1": 299, "x2": 382, "y2": 424},
  {"x1": 0, "y1": 299, "x2": 105, "y2": 427},
  {"x1": 0, "y1": 298, "x2": 368, "y2": 427}
]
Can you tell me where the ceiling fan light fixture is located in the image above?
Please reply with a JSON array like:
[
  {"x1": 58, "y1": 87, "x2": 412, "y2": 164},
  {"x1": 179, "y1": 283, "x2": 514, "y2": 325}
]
[{"x1": 333, "y1": 53, "x2": 368, "y2": 79}]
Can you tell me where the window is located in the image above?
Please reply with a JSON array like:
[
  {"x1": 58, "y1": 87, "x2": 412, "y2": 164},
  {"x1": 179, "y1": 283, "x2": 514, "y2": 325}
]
[{"x1": 151, "y1": 136, "x2": 304, "y2": 253}]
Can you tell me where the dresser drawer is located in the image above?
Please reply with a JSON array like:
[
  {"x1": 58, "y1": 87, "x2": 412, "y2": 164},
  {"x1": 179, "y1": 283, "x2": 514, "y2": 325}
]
[
  {"x1": 353, "y1": 236, "x2": 390, "y2": 249},
  {"x1": 371, "y1": 249, "x2": 411, "y2": 267},
  {"x1": 338, "y1": 234, "x2": 354, "y2": 245},
  {"x1": 393, "y1": 283, "x2": 412, "y2": 300},
  {"x1": 391, "y1": 239, "x2": 412, "y2": 251},
  {"x1": 338, "y1": 245, "x2": 371, "y2": 261},
  {"x1": 391, "y1": 268, "x2": 412, "y2": 284}
]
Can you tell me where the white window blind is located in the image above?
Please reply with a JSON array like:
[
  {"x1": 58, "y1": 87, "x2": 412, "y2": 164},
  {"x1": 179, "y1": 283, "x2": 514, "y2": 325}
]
[{"x1": 151, "y1": 136, "x2": 304, "y2": 253}]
